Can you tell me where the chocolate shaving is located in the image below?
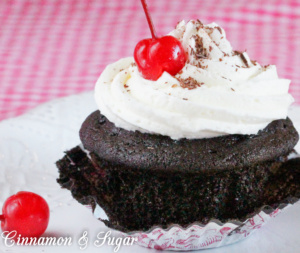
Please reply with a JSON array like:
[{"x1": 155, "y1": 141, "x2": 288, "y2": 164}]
[
  {"x1": 216, "y1": 26, "x2": 223, "y2": 34},
  {"x1": 195, "y1": 19, "x2": 204, "y2": 31},
  {"x1": 221, "y1": 76, "x2": 232, "y2": 81},
  {"x1": 175, "y1": 21, "x2": 181, "y2": 29},
  {"x1": 191, "y1": 34, "x2": 208, "y2": 59},
  {"x1": 251, "y1": 60, "x2": 257, "y2": 66},
  {"x1": 241, "y1": 55, "x2": 249, "y2": 67},
  {"x1": 234, "y1": 50, "x2": 250, "y2": 68},
  {"x1": 176, "y1": 77, "x2": 203, "y2": 90},
  {"x1": 231, "y1": 88, "x2": 235, "y2": 91},
  {"x1": 204, "y1": 26, "x2": 214, "y2": 35},
  {"x1": 196, "y1": 19, "x2": 204, "y2": 26},
  {"x1": 183, "y1": 98, "x2": 188, "y2": 101},
  {"x1": 196, "y1": 61, "x2": 204, "y2": 68}
]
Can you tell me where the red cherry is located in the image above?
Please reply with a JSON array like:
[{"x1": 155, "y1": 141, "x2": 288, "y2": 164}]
[
  {"x1": 134, "y1": 36, "x2": 186, "y2": 80},
  {"x1": 0, "y1": 191, "x2": 50, "y2": 238},
  {"x1": 134, "y1": 0, "x2": 186, "y2": 80}
]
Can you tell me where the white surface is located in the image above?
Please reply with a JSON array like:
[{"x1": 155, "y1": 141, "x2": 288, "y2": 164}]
[{"x1": 0, "y1": 91, "x2": 299, "y2": 253}]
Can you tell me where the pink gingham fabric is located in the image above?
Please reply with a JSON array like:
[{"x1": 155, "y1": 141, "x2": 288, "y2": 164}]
[{"x1": 1, "y1": 0, "x2": 300, "y2": 121}]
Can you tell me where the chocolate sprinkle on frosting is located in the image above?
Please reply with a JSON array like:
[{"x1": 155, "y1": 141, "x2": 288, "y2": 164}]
[
  {"x1": 216, "y1": 26, "x2": 223, "y2": 34},
  {"x1": 234, "y1": 50, "x2": 250, "y2": 68},
  {"x1": 251, "y1": 60, "x2": 257, "y2": 66},
  {"x1": 191, "y1": 35, "x2": 208, "y2": 59},
  {"x1": 177, "y1": 77, "x2": 203, "y2": 90}
]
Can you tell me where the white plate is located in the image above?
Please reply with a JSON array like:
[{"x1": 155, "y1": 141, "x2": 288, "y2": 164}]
[{"x1": 0, "y1": 91, "x2": 299, "y2": 253}]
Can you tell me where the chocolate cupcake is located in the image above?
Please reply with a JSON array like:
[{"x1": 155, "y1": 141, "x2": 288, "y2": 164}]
[
  {"x1": 57, "y1": 111, "x2": 300, "y2": 232},
  {"x1": 56, "y1": 20, "x2": 300, "y2": 234}
]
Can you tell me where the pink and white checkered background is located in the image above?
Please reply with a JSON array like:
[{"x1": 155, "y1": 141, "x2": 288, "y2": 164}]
[{"x1": 1, "y1": 0, "x2": 300, "y2": 121}]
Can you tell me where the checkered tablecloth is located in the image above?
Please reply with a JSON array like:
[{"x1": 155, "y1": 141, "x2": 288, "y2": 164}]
[{"x1": 1, "y1": 0, "x2": 300, "y2": 121}]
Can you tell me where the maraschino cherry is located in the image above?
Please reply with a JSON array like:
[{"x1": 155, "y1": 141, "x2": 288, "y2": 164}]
[
  {"x1": 0, "y1": 191, "x2": 50, "y2": 238},
  {"x1": 134, "y1": 0, "x2": 186, "y2": 80}
]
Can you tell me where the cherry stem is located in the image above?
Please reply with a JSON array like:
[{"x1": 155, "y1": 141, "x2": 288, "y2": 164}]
[
  {"x1": 140, "y1": 0, "x2": 157, "y2": 39},
  {"x1": 0, "y1": 215, "x2": 5, "y2": 222}
]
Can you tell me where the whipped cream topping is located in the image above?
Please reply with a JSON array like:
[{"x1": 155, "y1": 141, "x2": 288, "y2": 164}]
[{"x1": 95, "y1": 20, "x2": 294, "y2": 139}]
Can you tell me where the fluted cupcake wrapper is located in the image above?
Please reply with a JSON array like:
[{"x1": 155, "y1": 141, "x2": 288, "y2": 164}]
[
  {"x1": 55, "y1": 144, "x2": 299, "y2": 251},
  {"x1": 87, "y1": 196, "x2": 299, "y2": 251}
]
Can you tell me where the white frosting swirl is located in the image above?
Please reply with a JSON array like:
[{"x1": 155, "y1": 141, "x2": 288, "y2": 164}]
[{"x1": 95, "y1": 20, "x2": 294, "y2": 139}]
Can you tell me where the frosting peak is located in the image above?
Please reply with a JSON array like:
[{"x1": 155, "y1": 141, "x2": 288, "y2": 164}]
[{"x1": 95, "y1": 20, "x2": 294, "y2": 139}]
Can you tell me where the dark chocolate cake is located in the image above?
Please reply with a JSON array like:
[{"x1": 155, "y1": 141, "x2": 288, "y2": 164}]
[{"x1": 56, "y1": 110, "x2": 300, "y2": 233}]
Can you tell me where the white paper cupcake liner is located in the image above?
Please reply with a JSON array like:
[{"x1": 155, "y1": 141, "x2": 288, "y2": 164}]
[{"x1": 87, "y1": 196, "x2": 299, "y2": 251}]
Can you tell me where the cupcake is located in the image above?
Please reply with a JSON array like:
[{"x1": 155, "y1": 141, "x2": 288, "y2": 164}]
[{"x1": 56, "y1": 20, "x2": 300, "y2": 234}]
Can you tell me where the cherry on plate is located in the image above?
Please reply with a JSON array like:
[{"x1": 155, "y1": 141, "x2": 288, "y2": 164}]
[{"x1": 0, "y1": 191, "x2": 50, "y2": 238}]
